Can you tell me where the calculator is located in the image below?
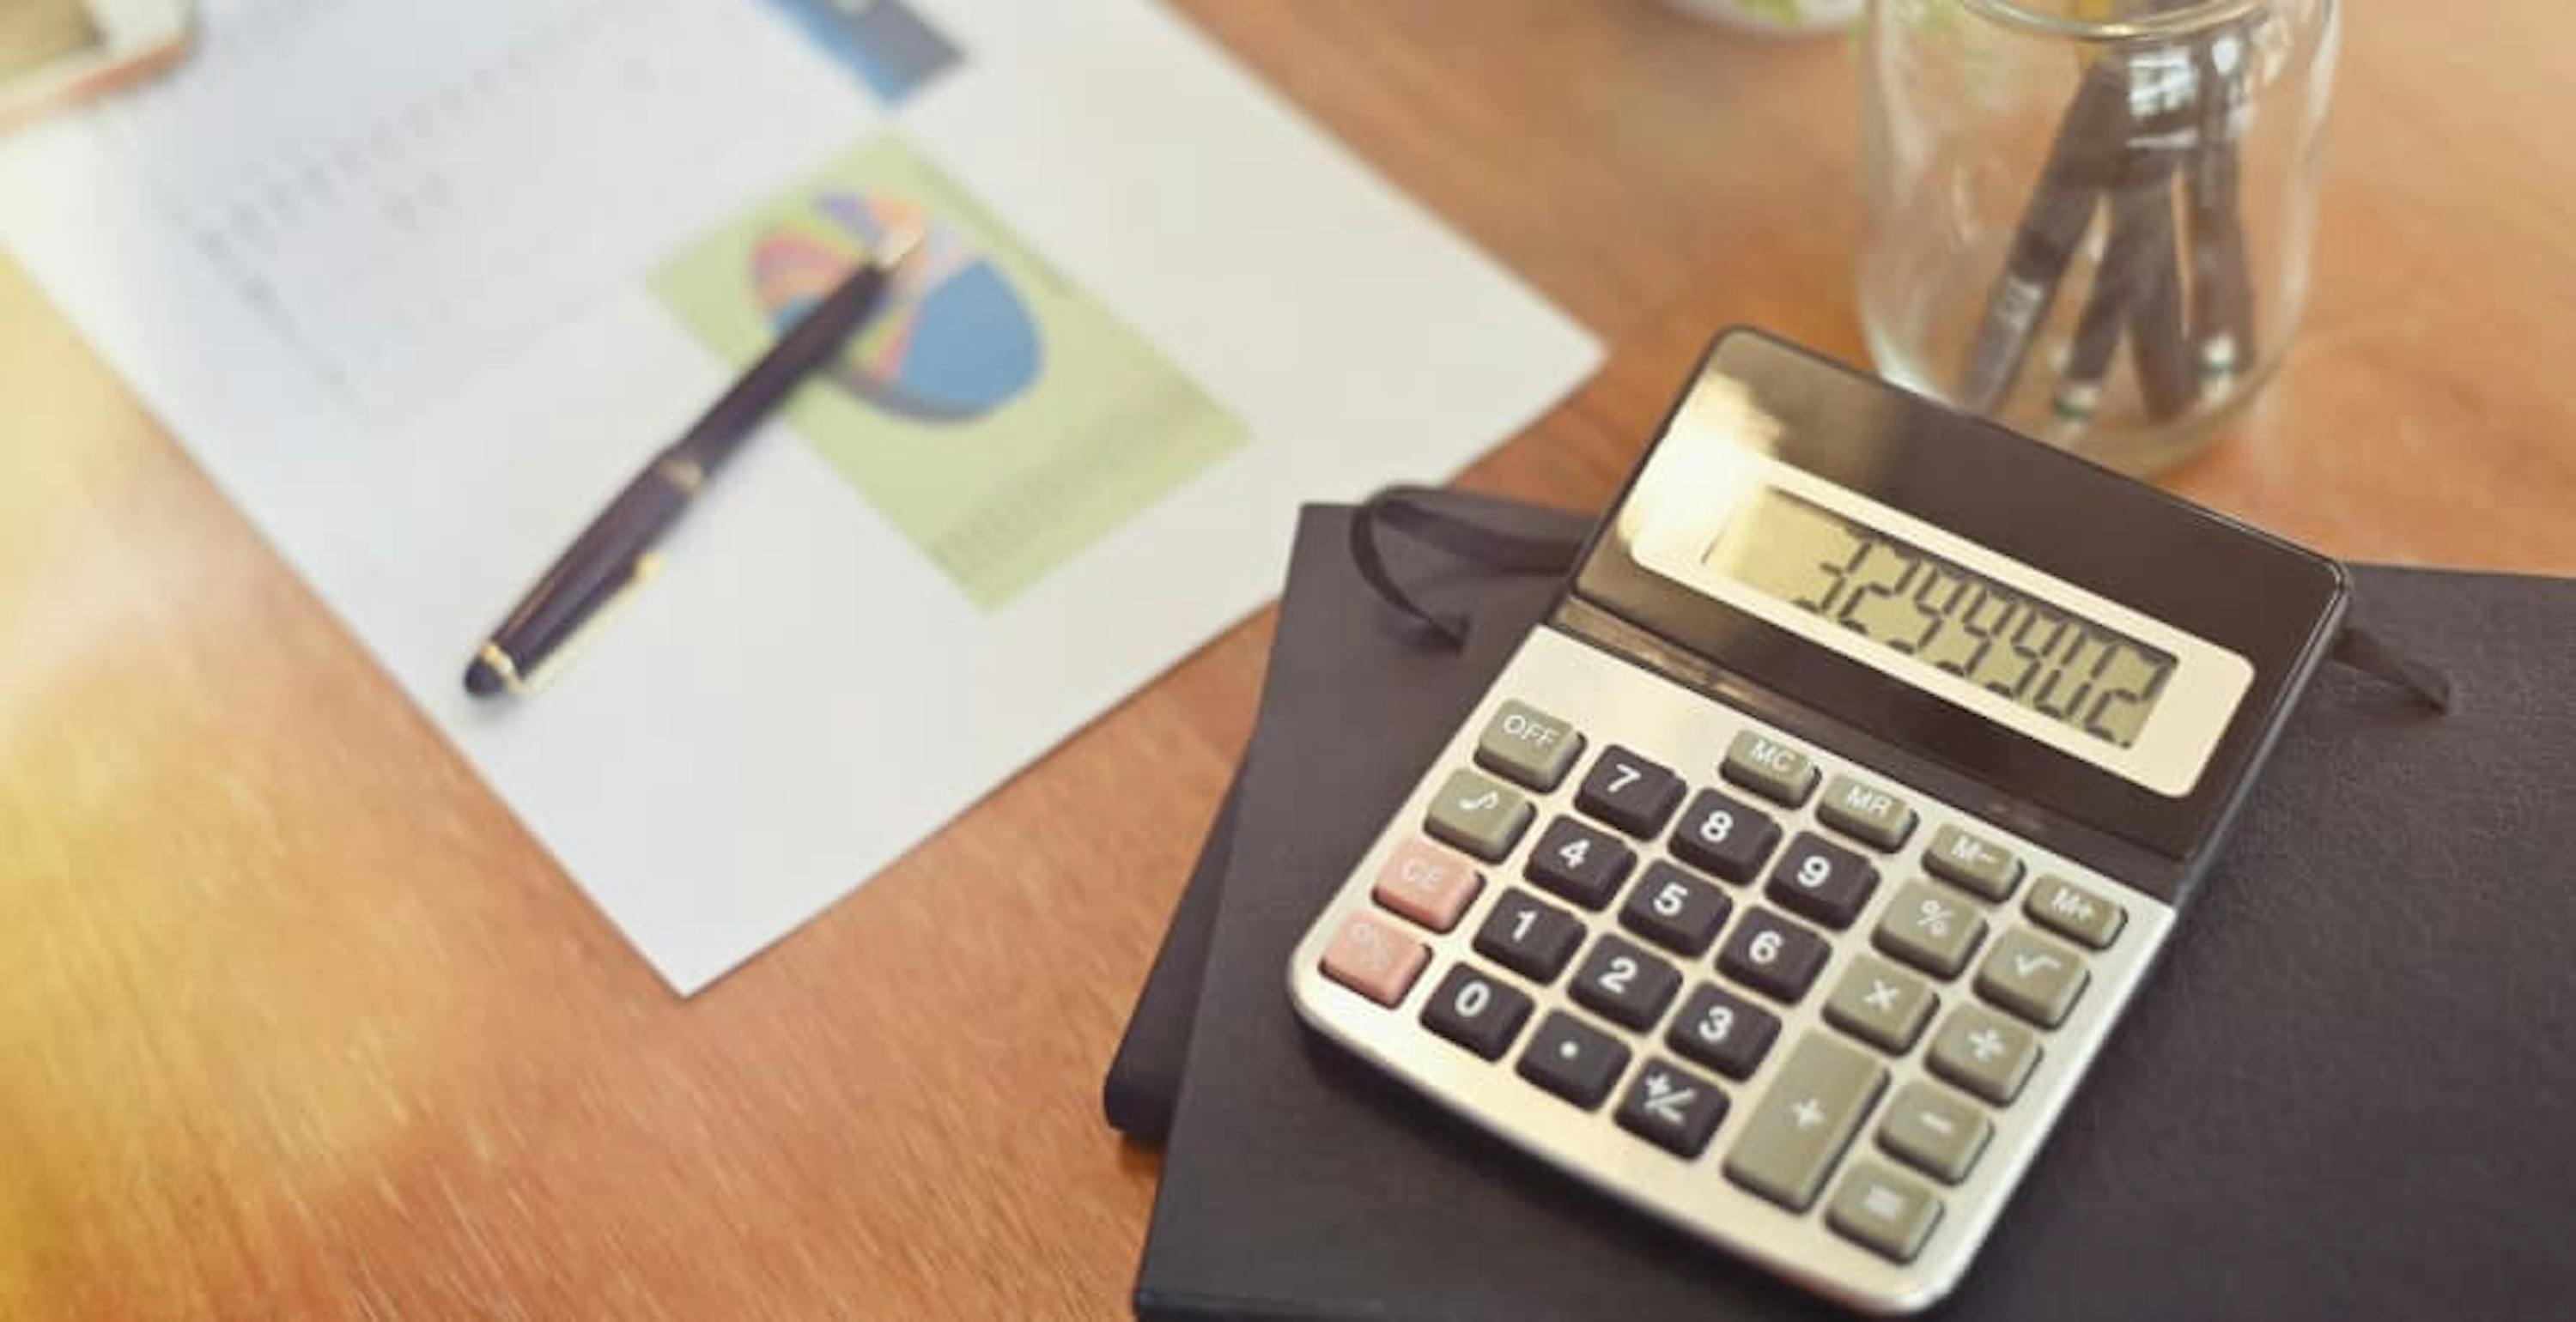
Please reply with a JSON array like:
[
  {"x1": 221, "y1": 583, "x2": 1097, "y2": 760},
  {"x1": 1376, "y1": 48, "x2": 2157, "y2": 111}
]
[{"x1": 1287, "y1": 330, "x2": 2349, "y2": 1313}]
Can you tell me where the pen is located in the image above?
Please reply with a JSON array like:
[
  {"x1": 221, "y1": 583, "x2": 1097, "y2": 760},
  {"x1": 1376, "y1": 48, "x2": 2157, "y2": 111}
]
[
  {"x1": 1955, "y1": 58, "x2": 2132, "y2": 416},
  {"x1": 463, "y1": 227, "x2": 923, "y2": 699},
  {"x1": 2050, "y1": 151, "x2": 2171, "y2": 432}
]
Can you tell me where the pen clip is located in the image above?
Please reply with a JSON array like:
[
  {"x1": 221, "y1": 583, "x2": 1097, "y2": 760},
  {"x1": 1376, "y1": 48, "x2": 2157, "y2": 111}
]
[{"x1": 490, "y1": 552, "x2": 665, "y2": 696}]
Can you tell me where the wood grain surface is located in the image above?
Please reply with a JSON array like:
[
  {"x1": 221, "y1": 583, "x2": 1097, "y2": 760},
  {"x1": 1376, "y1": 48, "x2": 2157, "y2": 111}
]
[{"x1": 3, "y1": 2, "x2": 2570, "y2": 1317}]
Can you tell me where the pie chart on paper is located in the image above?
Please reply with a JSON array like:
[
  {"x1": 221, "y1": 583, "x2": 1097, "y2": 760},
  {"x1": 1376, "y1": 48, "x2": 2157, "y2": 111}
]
[{"x1": 748, "y1": 191, "x2": 1043, "y2": 421}]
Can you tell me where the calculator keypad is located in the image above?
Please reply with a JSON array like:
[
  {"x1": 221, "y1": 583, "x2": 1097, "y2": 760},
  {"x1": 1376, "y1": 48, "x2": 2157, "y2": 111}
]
[
  {"x1": 1822, "y1": 954, "x2": 1938, "y2": 1054},
  {"x1": 1295, "y1": 630, "x2": 2171, "y2": 1313}
]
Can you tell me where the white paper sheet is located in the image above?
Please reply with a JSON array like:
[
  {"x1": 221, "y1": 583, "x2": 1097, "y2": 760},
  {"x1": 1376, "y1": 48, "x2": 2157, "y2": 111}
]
[{"x1": 0, "y1": 0, "x2": 1600, "y2": 992}]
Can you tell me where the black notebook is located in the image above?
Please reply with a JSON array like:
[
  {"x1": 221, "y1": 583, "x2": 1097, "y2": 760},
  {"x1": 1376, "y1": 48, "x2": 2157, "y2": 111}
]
[{"x1": 1116, "y1": 494, "x2": 2576, "y2": 1320}]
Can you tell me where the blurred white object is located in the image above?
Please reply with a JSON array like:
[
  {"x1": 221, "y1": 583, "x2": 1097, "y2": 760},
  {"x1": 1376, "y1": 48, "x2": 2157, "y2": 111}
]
[{"x1": 1662, "y1": 0, "x2": 1862, "y2": 34}]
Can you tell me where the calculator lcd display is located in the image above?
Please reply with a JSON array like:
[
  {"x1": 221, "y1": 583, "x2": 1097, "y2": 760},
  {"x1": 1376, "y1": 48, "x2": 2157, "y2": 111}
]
[{"x1": 1709, "y1": 488, "x2": 2177, "y2": 749}]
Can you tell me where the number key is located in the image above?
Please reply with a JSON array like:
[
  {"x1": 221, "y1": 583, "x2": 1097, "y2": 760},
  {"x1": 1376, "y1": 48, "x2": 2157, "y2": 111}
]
[
  {"x1": 1668, "y1": 788, "x2": 1781, "y2": 883},
  {"x1": 1765, "y1": 832, "x2": 1880, "y2": 930},
  {"x1": 1524, "y1": 816, "x2": 1636, "y2": 910},
  {"x1": 1618, "y1": 861, "x2": 1733, "y2": 956},
  {"x1": 1667, "y1": 982, "x2": 1780, "y2": 1079},
  {"x1": 1420, "y1": 963, "x2": 1535, "y2": 1060},
  {"x1": 1473, "y1": 888, "x2": 1585, "y2": 984},
  {"x1": 1575, "y1": 745, "x2": 1686, "y2": 837},
  {"x1": 1571, "y1": 932, "x2": 1681, "y2": 1029},
  {"x1": 1717, "y1": 908, "x2": 1832, "y2": 1004}
]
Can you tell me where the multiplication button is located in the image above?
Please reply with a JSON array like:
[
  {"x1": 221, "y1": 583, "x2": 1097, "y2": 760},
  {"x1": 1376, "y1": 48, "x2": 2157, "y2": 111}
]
[{"x1": 1823, "y1": 954, "x2": 1937, "y2": 1054}]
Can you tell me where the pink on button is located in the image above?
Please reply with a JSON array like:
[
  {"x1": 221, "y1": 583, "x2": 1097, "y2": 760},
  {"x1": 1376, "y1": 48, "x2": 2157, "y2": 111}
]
[
  {"x1": 1320, "y1": 911, "x2": 1429, "y2": 1007},
  {"x1": 1371, "y1": 837, "x2": 1485, "y2": 933}
]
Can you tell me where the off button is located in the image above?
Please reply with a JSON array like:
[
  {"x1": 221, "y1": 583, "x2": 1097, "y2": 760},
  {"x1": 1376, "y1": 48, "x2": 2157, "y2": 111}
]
[{"x1": 1474, "y1": 700, "x2": 1585, "y2": 791}]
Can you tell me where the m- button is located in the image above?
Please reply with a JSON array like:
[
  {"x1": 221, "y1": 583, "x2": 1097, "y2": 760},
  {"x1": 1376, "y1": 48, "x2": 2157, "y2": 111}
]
[{"x1": 1924, "y1": 824, "x2": 2022, "y2": 901}]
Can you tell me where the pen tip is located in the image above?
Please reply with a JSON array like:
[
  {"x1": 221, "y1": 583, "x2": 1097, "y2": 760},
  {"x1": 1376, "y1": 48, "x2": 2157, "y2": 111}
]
[{"x1": 464, "y1": 657, "x2": 506, "y2": 698}]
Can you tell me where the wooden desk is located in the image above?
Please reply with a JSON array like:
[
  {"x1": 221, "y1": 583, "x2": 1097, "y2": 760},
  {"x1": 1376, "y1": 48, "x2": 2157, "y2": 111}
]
[{"x1": 3, "y1": 2, "x2": 2569, "y2": 1315}]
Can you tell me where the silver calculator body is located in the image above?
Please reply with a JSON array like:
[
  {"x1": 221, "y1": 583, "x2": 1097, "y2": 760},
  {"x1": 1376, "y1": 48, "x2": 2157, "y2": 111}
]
[{"x1": 1288, "y1": 331, "x2": 2348, "y2": 1314}]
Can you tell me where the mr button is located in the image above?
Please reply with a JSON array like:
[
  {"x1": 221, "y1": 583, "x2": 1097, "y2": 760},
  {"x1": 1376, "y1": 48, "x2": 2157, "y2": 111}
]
[
  {"x1": 1475, "y1": 700, "x2": 1586, "y2": 791},
  {"x1": 1818, "y1": 775, "x2": 1917, "y2": 852}
]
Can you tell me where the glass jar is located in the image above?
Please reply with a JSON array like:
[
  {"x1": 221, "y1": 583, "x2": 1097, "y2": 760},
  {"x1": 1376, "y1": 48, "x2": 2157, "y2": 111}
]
[{"x1": 1859, "y1": 0, "x2": 2338, "y2": 474}]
